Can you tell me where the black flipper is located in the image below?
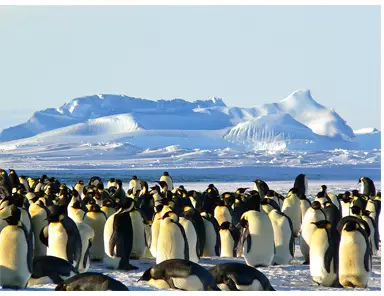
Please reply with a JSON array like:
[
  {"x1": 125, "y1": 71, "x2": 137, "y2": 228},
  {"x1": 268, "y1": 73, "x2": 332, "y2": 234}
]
[
  {"x1": 39, "y1": 225, "x2": 48, "y2": 246},
  {"x1": 357, "y1": 227, "x2": 372, "y2": 272},
  {"x1": 61, "y1": 217, "x2": 82, "y2": 270},
  {"x1": 83, "y1": 240, "x2": 92, "y2": 269}
]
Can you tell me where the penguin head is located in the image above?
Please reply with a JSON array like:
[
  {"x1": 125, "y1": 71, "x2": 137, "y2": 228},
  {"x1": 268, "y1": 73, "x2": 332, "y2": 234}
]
[
  {"x1": 3, "y1": 205, "x2": 21, "y2": 226},
  {"x1": 89, "y1": 204, "x2": 102, "y2": 213},
  {"x1": 119, "y1": 198, "x2": 134, "y2": 212},
  {"x1": 116, "y1": 179, "x2": 122, "y2": 189},
  {"x1": 351, "y1": 205, "x2": 362, "y2": 216},
  {"x1": 157, "y1": 181, "x2": 168, "y2": 191},
  {"x1": 288, "y1": 188, "x2": 299, "y2": 197},
  {"x1": 351, "y1": 190, "x2": 359, "y2": 197},
  {"x1": 47, "y1": 205, "x2": 65, "y2": 222},
  {"x1": 161, "y1": 211, "x2": 178, "y2": 222},
  {"x1": 235, "y1": 188, "x2": 248, "y2": 195},
  {"x1": 72, "y1": 200, "x2": 82, "y2": 209},
  {"x1": 163, "y1": 172, "x2": 169, "y2": 176},
  {"x1": 310, "y1": 201, "x2": 322, "y2": 210},
  {"x1": 138, "y1": 268, "x2": 153, "y2": 282},
  {"x1": 131, "y1": 176, "x2": 138, "y2": 180},
  {"x1": 219, "y1": 221, "x2": 232, "y2": 230},
  {"x1": 362, "y1": 209, "x2": 371, "y2": 217},
  {"x1": 343, "y1": 221, "x2": 360, "y2": 232},
  {"x1": 316, "y1": 191, "x2": 326, "y2": 198},
  {"x1": 311, "y1": 220, "x2": 331, "y2": 229},
  {"x1": 321, "y1": 185, "x2": 327, "y2": 193}
]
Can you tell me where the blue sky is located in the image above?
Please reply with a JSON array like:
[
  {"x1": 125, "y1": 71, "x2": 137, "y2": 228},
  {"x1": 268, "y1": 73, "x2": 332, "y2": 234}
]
[{"x1": 0, "y1": 5, "x2": 380, "y2": 130}]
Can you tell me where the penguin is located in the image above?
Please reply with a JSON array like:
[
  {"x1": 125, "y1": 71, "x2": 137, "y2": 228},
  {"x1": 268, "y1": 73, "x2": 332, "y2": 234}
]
[
  {"x1": 8, "y1": 169, "x2": 21, "y2": 191},
  {"x1": 88, "y1": 176, "x2": 103, "y2": 188},
  {"x1": 149, "y1": 209, "x2": 163, "y2": 257},
  {"x1": 322, "y1": 201, "x2": 341, "y2": 229},
  {"x1": 83, "y1": 204, "x2": 107, "y2": 261},
  {"x1": 74, "y1": 180, "x2": 85, "y2": 198},
  {"x1": 214, "y1": 200, "x2": 232, "y2": 226},
  {"x1": 128, "y1": 175, "x2": 141, "y2": 196},
  {"x1": 261, "y1": 197, "x2": 280, "y2": 215},
  {"x1": 183, "y1": 207, "x2": 206, "y2": 258},
  {"x1": 338, "y1": 220, "x2": 372, "y2": 288},
  {"x1": 365, "y1": 195, "x2": 381, "y2": 226},
  {"x1": 237, "y1": 209, "x2": 274, "y2": 267},
  {"x1": 156, "y1": 211, "x2": 189, "y2": 264},
  {"x1": 107, "y1": 178, "x2": 117, "y2": 189},
  {"x1": 103, "y1": 198, "x2": 137, "y2": 270},
  {"x1": 200, "y1": 212, "x2": 220, "y2": 257},
  {"x1": 75, "y1": 221, "x2": 95, "y2": 273},
  {"x1": 309, "y1": 220, "x2": 340, "y2": 287},
  {"x1": 129, "y1": 203, "x2": 146, "y2": 259},
  {"x1": 179, "y1": 214, "x2": 200, "y2": 263},
  {"x1": 253, "y1": 179, "x2": 269, "y2": 200},
  {"x1": 0, "y1": 169, "x2": 12, "y2": 198},
  {"x1": 268, "y1": 209, "x2": 294, "y2": 265},
  {"x1": 55, "y1": 272, "x2": 128, "y2": 291},
  {"x1": 298, "y1": 194, "x2": 311, "y2": 222},
  {"x1": 101, "y1": 199, "x2": 116, "y2": 219},
  {"x1": 293, "y1": 173, "x2": 308, "y2": 196},
  {"x1": 281, "y1": 188, "x2": 302, "y2": 237},
  {"x1": 0, "y1": 206, "x2": 33, "y2": 289},
  {"x1": 351, "y1": 190, "x2": 368, "y2": 210},
  {"x1": 218, "y1": 221, "x2": 240, "y2": 258},
  {"x1": 29, "y1": 199, "x2": 49, "y2": 257},
  {"x1": 139, "y1": 259, "x2": 219, "y2": 291},
  {"x1": 315, "y1": 191, "x2": 332, "y2": 206},
  {"x1": 359, "y1": 177, "x2": 376, "y2": 197},
  {"x1": 300, "y1": 201, "x2": 326, "y2": 264},
  {"x1": 209, "y1": 262, "x2": 275, "y2": 291},
  {"x1": 19, "y1": 175, "x2": 30, "y2": 193},
  {"x1": 361, "y1": 210, "x2": 379, "y2": 256},
  {"x1": 68, "y1": 199, "x2": 86, "y2": 223},
  {"x1": 160, "y1": 171, "x2": 174, "y2": 191},
  {"x1": 40, "y1": 205, "x2": 82, "y2": 269},
  {"x1": 340, "y1": 192, "x2": 352, "y2": 218},
  {"x1": 28, "y1": 256, "x2": 79, "y2": 286}
]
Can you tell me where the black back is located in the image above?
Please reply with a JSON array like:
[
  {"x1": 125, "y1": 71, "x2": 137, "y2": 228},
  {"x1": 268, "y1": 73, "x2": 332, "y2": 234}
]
[{"x1": 32, "y1": 256, "x2": 79, "y2": 284}]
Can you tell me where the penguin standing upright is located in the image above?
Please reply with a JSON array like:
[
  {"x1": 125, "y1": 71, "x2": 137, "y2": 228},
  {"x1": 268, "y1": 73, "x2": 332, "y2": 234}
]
[
  {"x1": 359, "y1": 177, "x2": 376, "y2": 197},
  {"x1": 338, "y1": 219, "x2": 372, "y2": 288},
  {"x1": 268, "y1": 209, "x2": 294, "y2": 265},
  {"x1": 340, "y1": 192, "x2": 352, "y2": 218},
  {"x1": 237, "y1": 208, "x2": 274, "y2": 267},
  {"x1": 298, "y1": 194, "x2": 311, "y2": 222},
  {"x1": 29, "y1": 200, "x2": 49, "y2": 257},
  {"x1": 293, "y1": 174, "x2": 308, "y2": 197},
  {"x1": 201, "y1": 212, "x2": 220, "y2": 257},
  {"x1": 183, "y1": 207, "x2": 206, "y2": 258},
  {"x1": 300, "y1": 201, "x2": 326, "y2": 264},
  {"x1": 103, "y1": 198, "x2": 137, "y2": 270},
  {"x1": 160, "y1": 172, "x2": 174, "y2": 191},
  {"x1": 0, "y1": 206, "x2": 33, "y2": 289},
  {"x1": 322, "y1": 201, "x2": 341, "y2": 230},
  {"x1": 156, "y1": 211, "x2": 189, "y2": 264},
  {"x1": 41, "y1": 205, "x2": 82, "y2": 269},
  {"x1": 128, "y1": 176, "x2": 141, "y2": 196},
  {"x1": 219, "y1": 221, "x2": 240, "y2": 258},
  {"x1": 129, "y1": 204, "x2": 146, "y2": 259},
  {"x1": 179, "y1": 214, "x2": 200, "y2": 263},
  {"x1": 83, "y1": 204, "x2": 107, "y2": 261},
  {"x1": 253, "y1": 179, "x2": 269, "y2": 201},
  {"x1": 75, "y1": 222, "x2": 95, "y2": 273},
  {"x1": 309, "y1": 220, "x2": 340, "y2": 287},
  {"x1": 281, "y1": 188, "x2": 302, "y2": 237},
  {"x1": 68, "y1": 200, "x2": 86, "y2": 223},
  {"x1": 214, "y1": 200, "x2": 232, "y2": 226}
]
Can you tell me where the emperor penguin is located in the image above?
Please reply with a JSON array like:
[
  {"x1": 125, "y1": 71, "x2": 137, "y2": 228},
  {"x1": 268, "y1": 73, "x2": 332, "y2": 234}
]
[
  {"x1": 107, "y1": 178, "x2": 117, "y2": 189},
  {"x1": 201, "y1": 212, "x2": 221, "y2": 257},
  {"x1": 68, "y1": 200, "x2": 86, "y2": 223},
  {"x1": 209, "y1": 262, "x2": 275, "y2": 291},
  {"x1": 183, "y1": 207, "x2": 206, "y2": 258},
  {"x1": 237, "y1": 208, "x2": 274, "y2": 267},
  {"x1": 156, "y1": 211, "x2": 189, "y2": 264},
  {"x1": 0, "y1": 206, "x2": 33, "y2": 289},
  {"x1": 293, "y1": 173, "x2": 308, "y2": 197},
  {"x1": 340, "y1": 192, "x2": 352, "y2": 218},
  {"x1": 55, "y1": 272, "x2": 128, "y2": 291},
  {"x1": 139, "y1": 259, "x2": 219, "y2": 291},
  {"x1": 103, "y1": 198, "x2": 137, "y2": 270},
  {"x1": 358, "y1": 177, "x2": 376, "y2": 197},
  {"x1": 101, "y1": 199, "x2": 116, "y2": 219},
  {"x1": 75, "y1": 222, "x2": 95, "y2": 273},
  {"x1": 128, "y1": 175, "x2": 141, "y2": 196},
  {"x1": 309, "y1": 220, "x2": 340, "y2": 287},
  {"x1": 41, "y1": 205, "x2": 82, "y2": 269},
  {"x1": 268, "y1": 209, "x2": 294, "y2": 265},
  {"x1": 361, "y1": 210, "x2": 379, "y2": 256},
  {"x1": 365, "y1": 194, "x2": 381, "y2": 226},
  {"x1": 129, "y1": 203, "x2": 146, "y2": 259},
  {"x1": 281, "y1": 188, "x2": 302, "y2": 237},
  {"x1": 83, "y1": 204, "x2": 107, "y2": 261},
  {"x1": 300, "y1": 201, "x2": 326, "y2": 264},
  {"x1": 28, "y1": 256, "x2": 79, "y2": 286},
  {"x1": 322, "y1": 201, "x2": 341, "y2": 230},
  {"x1": 29, "y1": 199, "x2": 49, "y2": 257},
  {"x1": 253, "y1": 179, "x2": 269, "y2": 200},
  {"x1": 338, "y1": 219, "x2": 372, "y2": 288},
  {"x1": 74, "y1": 180, "x2": 85, "y2": 199},
  {"x1": 19, "y1": 176, "x2": 30, "y2": 193},
  {"x1": 315, "y1": 191, "x2": 332, "y2": 207},
  {"x1": 218, "y1": 221, "x2": 240, "y2": 258},
  {"x1": 8, "y1": 169, "x2": 21, "y2": 192},
  {"x1": 179, "y1": 214, "x2": 200, "y2": 263},
  {"x1": 265, "y1": 190, "x2": 283, "y2": 208},
  {"x1": 160, "y1": 171, "x2": 174, "y2": 191},
  {"x1": 214, "y1": 200, "x2": 232, "y2": 226}
]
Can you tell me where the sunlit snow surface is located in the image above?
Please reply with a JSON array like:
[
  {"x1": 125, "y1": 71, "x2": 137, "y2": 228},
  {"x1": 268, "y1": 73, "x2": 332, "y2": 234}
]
[{"x1": 5, "y1": 181, "x2": 381, "y2": 291}]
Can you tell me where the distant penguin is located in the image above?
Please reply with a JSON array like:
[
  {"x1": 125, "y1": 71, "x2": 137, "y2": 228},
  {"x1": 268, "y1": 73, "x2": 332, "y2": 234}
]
[
  {"x1": 179, "y1": 215, "x2": 200, "y2": 263},
  {"x1": 214, "y1": 200, "x2": 232, "y2": 226},
  {"x1": 237, "y1": 209, "x2": 274, "y2": 267},
  {"x1": 28, "y1": 256, "x2": 79, "y2": 286},
  {"x1": 281, "y1": 188, "x2": 302, "y2": 237},
  {"x1": 160, "y1": 172, "x2": 174, "y2": 191},
  {"x1": 310, "y1": 220, "x2": 340, "y2": 287},
  {"x1": 268, "y1": 209, "x2": 294, "y2": 265},
  {"x1": 74, "y1": 180, "x2": 85, "y2": 198},
  {"x1": 107, "y1": 178, "x2": 117, "y2": 189},
  {"x1": 103, "y1": 199, "x2": 137, "y2": 270},
  {"x1": 8, "y1": 169, "x2": 20, "y2": 191},
  {"x1": 128, "y1": 175, "x2": 141, "y2": 196},
  {"x1": 293, "y1": 174, "x2": 308, "y2": 197},
  {"x1": 340, "y1": 192, "x2": 352, "y2": 218},
  {"x1": 219, "y1": 221, "x2": 240, "y2": 258},
  {"x1": 338, "y1": 219, "x2": 372, "y2": 288},
  {"x1": 156, "y1": 211, "x2": 189, "y2": 264},
  {"x1": 0, "y1": 206, "x2": 33, "y2": 289},
  {"x1": 253, "y1": 179, "x2": 269, "y2": 200},
  {"x1": 41, "y1": 205, "x2": 82, "y2": 269},
  {"x1": 201, "y1": 212, "x2": 220, "y2": 257},
  {"x1": 300, "y1": 201, "x2": 326, "y2": 264},
  {"x1": 139, "y1": 259, "x2": 219, "y2": 291},
  {"x1": 75, "y1": 222, "x2": 95, "y2": 273},
  {"x1": 29, "y1": 199, "x2": 49, "y2": 257},
  {"x1": 359, "y1": 177, "x2": 376, "y2": 197},
  {"x1": 19, "y1": 176, "x2": 30, "y2": 193},
  {"x1": 209, "y1": 262, "x2": 275, "y2": 291},
  {"x1": 55, "y1": 272, "x2": 128, "y2": 291}
]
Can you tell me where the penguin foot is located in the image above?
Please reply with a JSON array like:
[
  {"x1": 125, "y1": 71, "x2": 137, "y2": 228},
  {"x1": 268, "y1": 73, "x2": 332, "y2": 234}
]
[
  {"x1": 302, "y1": 260, "x2": 309, "y2": 265},
  {"x1": 118, "y1": 262, "x2": 138, "y2": 271}
]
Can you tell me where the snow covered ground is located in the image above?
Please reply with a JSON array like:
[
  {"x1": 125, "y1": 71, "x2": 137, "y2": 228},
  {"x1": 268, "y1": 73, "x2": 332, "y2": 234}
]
[{"x1": 5, "y1": 180, "x2": 381, "y2": 291}]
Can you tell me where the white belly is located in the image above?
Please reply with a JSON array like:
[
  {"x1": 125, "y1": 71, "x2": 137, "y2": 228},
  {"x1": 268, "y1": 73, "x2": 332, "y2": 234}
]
[
  {"x1": 47, "y1": 222, "x2": 69, "y2": 262},
  {"x1": 156, "y1": 220, "x2": 186, "y2": 264},
  {"x1": 236, "y1": 279, "x2": 264, "y2": 291},
  {"x1": 131, "y1": 211, "x2": 146, "y2": 258},
  {"x1": 220, "y1": 229, "x2": 234, "y2": 258},
  {"x1": 30, "y1": 211, "x2": 48, "y2": 257},
  {"x1": 282, "y1": 198, "x2": 301, "y2": 236},
  {"x1": 84, "y1": 213, "x2": 106, "y2": 260},
  {"x1": 172, "y1": 275, "x2": 204, "y2": 291},
  {"x1": 202, "y1": 219, "x2": 217, "y2": 257},
  {"x1": 150, "y1": 213, "x2": 162, "y2": 257},
  {"x1": 180, "y1": 217, "x2": 199, "y2": 263},
  {"x1": 271, "y1": 216, "x2": 293, "y2": 265}
]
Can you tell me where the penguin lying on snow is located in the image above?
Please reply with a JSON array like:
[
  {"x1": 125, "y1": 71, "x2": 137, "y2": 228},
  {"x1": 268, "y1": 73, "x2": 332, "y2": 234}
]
[
  {"x1": 28, "y1": 256, "x2": 79, "y2": 286},
  {"x1": 208, "y1": 262, "x2": 275, "y2": 291},
  {"x1": 55, "y1": 272, "x2": 128, "y2": 291},
  {"x1": 139, "y1": 259, "x2": 220, "y2": 291}
]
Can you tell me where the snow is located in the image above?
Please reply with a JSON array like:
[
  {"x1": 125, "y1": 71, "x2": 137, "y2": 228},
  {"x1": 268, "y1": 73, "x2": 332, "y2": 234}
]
[
  {"x1": 354, "y1": 128, "x2": 380, "y2": 135},
  {"x1": 2, "y1": 180, "x2": 380, "y2": 291}
]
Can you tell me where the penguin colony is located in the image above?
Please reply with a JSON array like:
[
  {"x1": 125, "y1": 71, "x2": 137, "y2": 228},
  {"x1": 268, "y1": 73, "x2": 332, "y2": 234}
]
[{"x1": 0, "y1": 168, "x2": 380, "y2": 290}]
